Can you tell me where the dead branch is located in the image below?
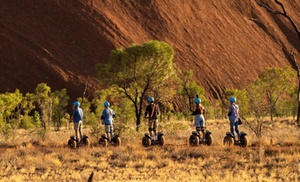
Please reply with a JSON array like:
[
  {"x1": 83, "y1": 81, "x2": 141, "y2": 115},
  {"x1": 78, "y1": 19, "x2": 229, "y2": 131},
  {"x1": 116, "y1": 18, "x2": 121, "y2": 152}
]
[
  {"x1": 255, "y1": 0, "x2": 300, "y2": 40},
  {"x1": 81, "y1": 82, "x2": 92, "y2": 105}
]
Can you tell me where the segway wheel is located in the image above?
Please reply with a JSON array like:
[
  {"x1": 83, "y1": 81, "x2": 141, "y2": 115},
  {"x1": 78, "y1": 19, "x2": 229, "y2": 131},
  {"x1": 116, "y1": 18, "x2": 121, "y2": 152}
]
[
  {"x1": 99, "y1": 137, "x2": 108, "y2": 147},
  {"x1": 81, "y1": 138, "x2": 90, "y2": 147},
  {"x1": 114, "y1": 137, "x2": 121, "y2": 147},
  {"x1": 223, "y1": 136, "x2": 234, "y2": 147},
  {"x1": 158, "y1": 135, "x2": 165, "y2": 146},
  {"x1": 189, "y1": 135, "x2": 199, "y2": 146},
  {"x1": 240, "y1": 136, "x2": 248, "y2": 148},
  {"x1": 206, "y1": 135, "x2": 213, "y2": 146},
  {"x1": 68, "y1": 139, "x2": 77, "y2": 149},
  {"x1": 142, "y1": 137, "x2": 151, "y2": 147}
]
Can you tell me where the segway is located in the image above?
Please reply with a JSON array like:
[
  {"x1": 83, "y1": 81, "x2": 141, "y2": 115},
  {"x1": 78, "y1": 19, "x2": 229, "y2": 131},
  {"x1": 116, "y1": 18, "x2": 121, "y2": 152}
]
[
  {"x1": 223, "y1": 132, "x2": 248, "y2": 147},
  {"x1": 142, "y1": 132, "x2": 165, "y2": 147},
  {"x1": 99, "y1": 134, "x2": 121, "y2": 147},
  {"x1": 68, "y1": 134, "x2": 90, "y2": 149},
  {"x1": 189, "y1": 130, "x2": 213, "y2": 146}
]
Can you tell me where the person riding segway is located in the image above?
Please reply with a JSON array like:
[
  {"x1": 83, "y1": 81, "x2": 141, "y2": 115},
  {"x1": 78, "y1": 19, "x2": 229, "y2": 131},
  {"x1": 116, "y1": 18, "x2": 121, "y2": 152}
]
[
  {"x1": 142, "y1": 97, "x2": 165, "y2": 147},
  {"x1": 189, "y1": 95, "x2": 213, "y2": 146}
]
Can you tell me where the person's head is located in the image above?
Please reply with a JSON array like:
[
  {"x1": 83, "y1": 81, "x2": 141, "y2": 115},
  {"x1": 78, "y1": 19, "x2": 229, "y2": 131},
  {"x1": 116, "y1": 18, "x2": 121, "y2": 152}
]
[
  {"x1": 104, "y1": 101, "x2": 110, "y2": 108},
  {"x1": 229, "y1": 97, "x2": 236, "y2": 104},
  {"x1": 73, "y1": 101, "x2": 80, "y2": 108},
  {"x1": 147, "y1": 97, "x2": 154, "y2": 103},
  {"x1": 194, "y1": 97, "x2": 201, "y2": 105}
]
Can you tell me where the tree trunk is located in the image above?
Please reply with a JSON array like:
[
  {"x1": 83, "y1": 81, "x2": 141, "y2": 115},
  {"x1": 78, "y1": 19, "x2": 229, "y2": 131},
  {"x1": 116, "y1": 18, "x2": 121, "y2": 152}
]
[
  {"x1": 136, "y1": 116, "x2": 141, "y2": 131},
  {"x1": 270, "y1": 105, "x2": 274, "y2": 122},
  {"x1": 135, "y1": 101, "x2": 143, "y2": 131}
]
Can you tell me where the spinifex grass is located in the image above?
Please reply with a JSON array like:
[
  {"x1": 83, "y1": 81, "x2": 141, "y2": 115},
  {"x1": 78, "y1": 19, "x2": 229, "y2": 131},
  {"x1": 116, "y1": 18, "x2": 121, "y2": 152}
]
[{"x1": 0, "y1": 118, "x2": 298, "y2": 181}]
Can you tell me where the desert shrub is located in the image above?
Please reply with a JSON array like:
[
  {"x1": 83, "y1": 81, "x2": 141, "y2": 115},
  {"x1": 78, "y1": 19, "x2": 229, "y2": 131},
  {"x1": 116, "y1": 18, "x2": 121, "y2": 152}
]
[
  {"x1": 19, "y1": 115, "x2": 35, "y2": 129},
  {"x1": 0, "y1": 122, "x2": 13, "y2": 140},
  {"x1": 162, "y1": 119, "x2": 189, "y2": 134},
  {"x1": 36, "y1": 127, "x2": 47, "y2": 140},
  {"x1": 30, "y1": 111, "x2": 47, "y2": 140},
  {"x1": 82, "y1": 111, "x2": 97, "y2": 127},
  {"x1": 32, "y1": 111, "x2": 42, "y2": 127},
  {"x1": 113, "y1": 119, "x2": 135, "y2": 136},
  {"x1": 90, "y1": 123, "x2": 103, "y2": 140},
  {"x1": 87, "y1": 112, "x2": 103, "y2": 139},
  {"x1": 61, "y1": 113, "x2": 70, "y2": 129},
  {"x1": 174, "y1": 112, "x2": 187, "y2": 121}
]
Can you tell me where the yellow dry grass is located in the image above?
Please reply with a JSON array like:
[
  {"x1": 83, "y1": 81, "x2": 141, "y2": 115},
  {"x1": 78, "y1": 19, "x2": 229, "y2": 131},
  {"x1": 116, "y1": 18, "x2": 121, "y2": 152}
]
[{"x1": 0, "y1": 118, "x2": 299, "y2": 182}]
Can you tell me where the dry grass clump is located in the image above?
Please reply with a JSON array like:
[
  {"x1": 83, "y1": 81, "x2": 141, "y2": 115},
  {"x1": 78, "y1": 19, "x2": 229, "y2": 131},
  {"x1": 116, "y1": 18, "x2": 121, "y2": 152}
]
[{"x1": 0, "y1": 118, "x2": 299, "y2": 181}]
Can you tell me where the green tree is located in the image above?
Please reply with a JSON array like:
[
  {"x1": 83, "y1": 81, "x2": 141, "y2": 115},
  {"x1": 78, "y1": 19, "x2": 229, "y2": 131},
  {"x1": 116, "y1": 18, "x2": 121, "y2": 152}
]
[
  {"x1": 0, "y1": 90, "x2": 23, "y2": 125},
  {"x1": 244, "y1": 67, "x2": 296, "y2": 138},
  {"x1": 51, "y1": 88, "x2": 69, "y2": 131},
  {"x1": 34, "y1": 83, "x2": 51, "y2": 139},
  {"x1": 288, "y1": 87, "x2": 298, "y2": 119},
  {"x1": 245, "y1": 83, "x2": 269, "y2": 138},
  {"x1": 0, "y1": 90, "x2": 22, "y2": 139},
  {"x1": 256, "y1": 67, "x2": 296, "y2": 121},
  {"x1": 97, "y1": 40, "x2": 176, "y2": 131},
  {"x1": 180, "y1": 70, "x2": 206, "y2": 113},
  {"x1": 21, "y1": 93, "x2": 36, "y2": 117},
  {"x1": 19, "y1": 93, "x2": 36, "y2": 129}
]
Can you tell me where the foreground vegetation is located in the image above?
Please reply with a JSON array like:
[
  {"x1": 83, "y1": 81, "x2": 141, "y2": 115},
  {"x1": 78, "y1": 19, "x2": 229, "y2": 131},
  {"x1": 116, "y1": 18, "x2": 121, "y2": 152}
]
[
  {"x1": 0, "y1": 41, "x2": 298, "y2": 143},
  {"x1": 0, "y1": 118, "x2": 298, "y2": 182},
  {"x1": 0, "y1": 42, "x2": 299, "y2": 181}
]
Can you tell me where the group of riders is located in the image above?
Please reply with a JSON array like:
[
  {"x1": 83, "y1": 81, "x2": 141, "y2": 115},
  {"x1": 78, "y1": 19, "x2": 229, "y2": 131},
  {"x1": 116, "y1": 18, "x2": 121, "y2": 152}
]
[{"x1": 69, "y1": 95, "x2": 242, "y2": 145}]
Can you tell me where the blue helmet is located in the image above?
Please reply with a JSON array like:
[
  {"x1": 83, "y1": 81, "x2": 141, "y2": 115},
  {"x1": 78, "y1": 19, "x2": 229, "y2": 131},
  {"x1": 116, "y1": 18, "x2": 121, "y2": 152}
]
[
  {"x1": 104, "y1": 101, "x2": 110, "y2": 107},
  {"x1": 229, "y1": 97, "x2": 236, "y2": 103},
  {"x1": 73, "y1": 101, "x2": 80, "y2": 107},
  {"x1": 194, "y1": 97, "x2": 201, "y2": 104},
  {"x1": 147, "y1": 97, "x2": 154, "y2": 103}
]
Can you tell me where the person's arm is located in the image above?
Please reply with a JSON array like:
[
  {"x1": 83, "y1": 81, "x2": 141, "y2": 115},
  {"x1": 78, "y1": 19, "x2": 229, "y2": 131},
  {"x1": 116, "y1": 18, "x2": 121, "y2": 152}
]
[
  {"x1": 144, "y1": 105, "x2": 150, "y2": 117},
  {"x1": 227, "y1": 105, "x2": 233, "y2": 116},
  {"x1": 192, "y1": 108, "x2": 196, "y2": 115},
  {"x1": 200, "y1": 105, "x2": 205, "y2": 114},
  {"x1": 112, "y1": 109, "x2": 116, "y2": 118},
  {"x1": 100, "y1": 110, "x2": 105, "y2": 122},
  {"x1": 69, "y1": 110, "x2": 75, "y2": 122}
]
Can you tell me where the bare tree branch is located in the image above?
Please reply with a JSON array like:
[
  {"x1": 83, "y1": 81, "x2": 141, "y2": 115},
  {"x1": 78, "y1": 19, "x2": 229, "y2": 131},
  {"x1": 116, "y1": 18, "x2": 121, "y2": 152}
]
[{"x1": 255, "y1": 0, "x2": 300, "y2": 40}]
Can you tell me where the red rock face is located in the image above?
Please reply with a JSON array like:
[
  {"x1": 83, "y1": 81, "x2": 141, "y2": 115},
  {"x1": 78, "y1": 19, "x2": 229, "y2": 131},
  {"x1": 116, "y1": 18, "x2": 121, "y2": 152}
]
[{"x1": 0, "y1": 0, "x2": 299, "y2": 101}]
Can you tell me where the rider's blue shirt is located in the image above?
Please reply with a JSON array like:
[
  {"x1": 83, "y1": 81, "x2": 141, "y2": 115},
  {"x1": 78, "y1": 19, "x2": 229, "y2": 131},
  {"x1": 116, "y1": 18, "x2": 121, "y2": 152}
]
[
  {"x1": 101, "y1": 108, "x2": 115, "y2": 125},
  {"x1": 72, "y1": 107, "x2": 83, "y2": 123}
]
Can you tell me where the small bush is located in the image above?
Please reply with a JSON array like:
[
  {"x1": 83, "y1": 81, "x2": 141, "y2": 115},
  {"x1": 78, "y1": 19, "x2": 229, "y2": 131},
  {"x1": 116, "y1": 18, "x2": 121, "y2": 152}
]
[
  {"x1": 19, "y1": 115, "x2": 35, "y2": 129},
  {"x1": 0, "y1": 122, "x2": 13, "y2": 140}
]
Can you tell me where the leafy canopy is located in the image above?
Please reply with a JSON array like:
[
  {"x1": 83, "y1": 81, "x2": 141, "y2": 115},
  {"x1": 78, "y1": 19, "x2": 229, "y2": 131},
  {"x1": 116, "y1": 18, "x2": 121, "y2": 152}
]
[
  {"x1": 97, "y1": 40, "x2": 174, "y2": 95},
  {"x1": 96, "y1": 40, "x2": 176, "y2": 130}
]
